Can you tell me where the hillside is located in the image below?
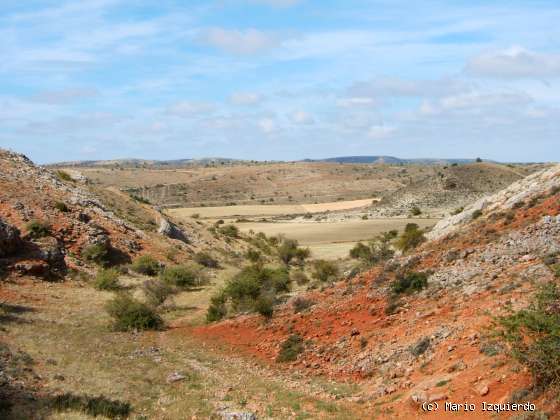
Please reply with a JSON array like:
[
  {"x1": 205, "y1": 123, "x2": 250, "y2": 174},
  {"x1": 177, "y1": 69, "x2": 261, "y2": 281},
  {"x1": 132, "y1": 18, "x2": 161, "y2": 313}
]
[{"x1": 197, "y1": 164, "x2": 560, "y2": 418}]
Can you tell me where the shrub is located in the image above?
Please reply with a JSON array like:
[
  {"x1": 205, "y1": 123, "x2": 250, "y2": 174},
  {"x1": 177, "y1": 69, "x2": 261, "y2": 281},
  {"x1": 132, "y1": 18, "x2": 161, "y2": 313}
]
[
  {"x1": 349, "y1": 231, "x2": 396, "y2": 266},
  {"x1": 55, "y1": 170, "x2": 73, "y2": 182},
  {"x1": 395, "y1": 223, "x2": 426, "y2": 253},
  {"x1": 311, "y1": 260, "x2": 339, "y2": 283},
  {"x1": 52, "y1": 393, "x2": 131, "y2": 419},
  {"x1": 255, "y1": 294, "x2": 274, "y2": 319},
  {"x1": 410, "y1": 337, "x2": 431, "y2": 356},
  {"x1": 291, "y1": 270, "x2": 309, "y2": 285},
  {"x1": 105, "y1": 293, "x2": 163, "y2": 331},
  {"x1": 410, "y1": 206, "x2": 422, "y2": 216},
  {"x1": 206, "y1": 293, "x2": 227, "y2": 322},
  {"x1": 160, "y1": 264, "x2": 206, "y2": 288},
  {"x1": 391, "y1": 271, "x2": 428, "y2": 295},
  {"x1": 472, "y1": 209, "x2": 483, "y2": 220},
  {"x1": 278, "y1": 238, "x2": 310, "y2": 265},
  {"x1": 131, "y1": 255, "x2": 160, "y2": 276},
  {"x1": 293, "y1": 297, "x2": 314, "y2": 313},
  {"x1": 142, "y1": 279, "x2": 175, "y2": 306},
  {"x1": 495, "y1": 282, "x2": 560, "y2": 391},
  {"x1": 246, "y1": 248, "x2": 262, "y2": 263},
  {"x1": 54, "y1": 201, "x2": 69, "y2": 212},
  {"x1": 194, "y1": 251, "x2": 219, "y2": 268},
  {"x1": 94, "y1": 268, "x2": 120, "y2": 291},
  {"x1": 26, "y1": 220, "x2": 51, "y2": 239},
  {"x1": 218, "y1": 224, "x2": 239, "y2": 238},
  {"x1": 451, "y1": 207, "x2": 464, "y2": 215},
  {"x1": 82, "y1": 243, "x2": 110, "y2": 266},
  {"x1": 276, "y1": 334, "x2": 304, "y2": 362}
]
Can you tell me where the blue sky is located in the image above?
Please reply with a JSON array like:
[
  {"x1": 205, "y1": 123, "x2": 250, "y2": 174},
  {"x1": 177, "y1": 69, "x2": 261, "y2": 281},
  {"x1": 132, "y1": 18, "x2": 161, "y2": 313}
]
[{"x1": 1, "y1": 0, "x2": 559, "y2": 163}]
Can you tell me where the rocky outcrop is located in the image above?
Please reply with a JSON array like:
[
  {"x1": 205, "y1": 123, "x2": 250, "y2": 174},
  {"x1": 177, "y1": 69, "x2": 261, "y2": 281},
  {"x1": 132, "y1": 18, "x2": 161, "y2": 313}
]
[
  {"x1": 428, "y1": 164, "x2": 560, "y2": 240},
  {"x1": 158, "y1": 218, "x2": 188, "y2": 243},
  {"x1": 0, "y1": 219, "x2": 21, "y2": 257}
]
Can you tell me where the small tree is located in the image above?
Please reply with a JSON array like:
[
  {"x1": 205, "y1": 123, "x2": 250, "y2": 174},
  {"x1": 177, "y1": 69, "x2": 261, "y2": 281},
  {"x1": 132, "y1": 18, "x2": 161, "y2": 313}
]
[{"x1": 395, "y1": 223, "x2": 425, "y2": 253}]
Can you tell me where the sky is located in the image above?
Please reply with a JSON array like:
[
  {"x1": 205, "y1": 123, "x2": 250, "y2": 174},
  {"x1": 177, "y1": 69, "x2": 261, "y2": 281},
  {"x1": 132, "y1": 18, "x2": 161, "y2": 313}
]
[{"x1": 1, "y1": 0, "x2": 559, "y2": 163}]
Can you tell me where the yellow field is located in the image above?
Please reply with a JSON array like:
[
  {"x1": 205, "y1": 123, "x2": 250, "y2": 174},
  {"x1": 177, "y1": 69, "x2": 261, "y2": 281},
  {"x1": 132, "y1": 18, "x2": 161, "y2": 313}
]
[
  {"x1": 236, "y1": 218, "x2": 439, "y2": 259},
  {"x1": 168, "y1": 198, "x2": 375, "y2": 219}
]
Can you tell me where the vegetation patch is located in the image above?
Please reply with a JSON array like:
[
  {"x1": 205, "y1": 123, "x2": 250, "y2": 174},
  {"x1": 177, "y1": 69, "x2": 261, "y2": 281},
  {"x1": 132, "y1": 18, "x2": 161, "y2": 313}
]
[
  {"x1": 276, "y1": 334, "x2": 304, "y2": 362},
  {"x1": 349, "y1": 231, "x2": 397, "y2": 266},
  {"x1": 495, "y1": 282, "x2": 560, "y2": 391},
  {"x1": 54, "y1": 201, "x2": 69, "y2": 212},
  {"x1": 94, "y1": 268, "x2": 121, "y2": 291},
  {"x1": 218, "y1": 224, "x2": 239, "y2": 238},
  {"x1": 142, "y1": 279, "x2": 175, "y2": 307},
  {"x1": 26, "y1": 220, "x2": 51, "y2": 239},
  {"x1": 194, "y1": 251, "x2": 219, "y2": 268},
  {"x1": 391, "y1": 271, "x2": 428, "y2": 295},
  {"x1": 131, "y1": 255, "x2": 160, "y2": 276},
  {"x1": 53, "y1": 393, "x2": 131, "y2": 419},
  {"x1": 160, "y1": 264, "x2": 206, "y2": 289},
  {"x1": 395, "y1": 223, "x2": 425, "y2": 253},
  {"x1": 311, "y1": 260, "x2": 339, "y2": 283},
  {"x1": 105, "y1": 293, "x2": 163, "y2": 331},
  {"x1": 82, "y1": 243, "x2": 111, "y2": 266}
]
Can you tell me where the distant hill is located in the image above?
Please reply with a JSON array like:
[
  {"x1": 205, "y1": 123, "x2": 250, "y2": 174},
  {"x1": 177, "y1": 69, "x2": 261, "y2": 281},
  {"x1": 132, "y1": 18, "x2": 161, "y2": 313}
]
[{"x1": 49, "y1": 155, "x2": 486, "y2": 168}]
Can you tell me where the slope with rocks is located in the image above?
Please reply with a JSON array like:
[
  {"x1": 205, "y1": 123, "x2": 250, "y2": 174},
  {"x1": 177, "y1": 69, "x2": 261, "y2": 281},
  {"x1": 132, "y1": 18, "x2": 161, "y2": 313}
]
[{"x1": 196, "y1": 164, "x2": 560, "y2": 418}]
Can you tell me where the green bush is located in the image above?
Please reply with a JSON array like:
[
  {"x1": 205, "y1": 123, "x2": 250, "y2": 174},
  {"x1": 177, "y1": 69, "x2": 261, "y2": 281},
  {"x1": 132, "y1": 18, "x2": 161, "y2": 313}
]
[
  {"x1": 53, "y1": 393, "x2": 131, "y2": 419},
  {"x1": 395, "y1": 223, "x2": 426, "y2": 253},
  {"x1": 54, "y1": 201, "x2": 69, "y2": 212},
  {"x1": 391, "y1": 271, "x2": 428, "y2": 295},
  {"x1": 276, "y1": 334, "x2": 304, "y2": 362},
  {"x1": 472, "y1": 209, "x2": 483, "y2": 220},
  {"x1": 82, "y1": 243, "x2": 110, "y2": 266},
  {"x1": 311, "y1": 260, "x2": 339, "y2": 283},
  {"x1": 142, "y1": 279, "x2": 175, "y2": 306},
  {"x1": 55, "y1": 170, "x2": 73, "y2": 182},
  {"x1": 246, "y1": 248, "x2": 262, "y2": 263},
  {"x1": 291, "y1": 270, "x2": 309, "y2": 285},
  {"x1": 206, "y1": 293, "x2": 227, "y2": 322},
  {"x1": 26, "y1": 220, "x2": 51, "y2": 239},
  {"x1": 278, "y1": 238, "x2": 310, "y2": 265},
  {"x1": 218, "y1": 224, "x2": 239, "y2": 238},
  {"x1": 131, "y1": 255, "x2": 160, "y2": 276},
  {"x1": 349, "y1": 231, "x2": 396, "y2": 266},
  {"x1": 160, "y1": 264, "x2": 206, "y2": 288},
  {"x1": 451, "y1": 207, "x2": 464, "y2": 215},
  {"x1": 496, "y1": 282, "x2": 560, "y2": 391},
  {"x1": 194, "y1": 251, "x2": 219, "y2": 268},
  {"x1": 410, "y1": 206, "x2": 422, "y2": 216},
  {"x1": 94, "y1": 268, "x2": 120, "y2": 291},
  {"x1": 105, "y1": 293, "x2": 163, "y2": 331},
  {"x1": 255, "y1": 294, "x2": 274, "y2": 319}
]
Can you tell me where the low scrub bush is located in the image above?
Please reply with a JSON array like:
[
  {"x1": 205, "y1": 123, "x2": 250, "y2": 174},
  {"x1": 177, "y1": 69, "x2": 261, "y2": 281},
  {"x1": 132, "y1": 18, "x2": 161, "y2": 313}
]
[
  {"x1": 142, "y1": 279, "x2": 175, "y2": 306},
  {"x1": 349, "y1": 231, "x2": 396, "y2": 266},
  {"x1": 276, "y1": 334, "x2": 304, "y2": 362},
  {"x1": 391, "y1": 271, "x2": 428, "y2": 295},
  {"x1": 194, "y1": 251, "x2": 219, "y2": 268},
  {"x1": 278, "y1": 238, "x2": 310, "y2": 265},
  {"x1": 206, "y1": 293, "x2": 227, "y2": 322},
  {"x1": 131, "y1": 255, "x2": 160, "y2": 276},
  {"x1": 291, "y1": 270, "x2": 309, "y2": 285},
  {"x1": 105, "y1": 293, "x2": 163, "y2": 331},
  {"x1": 160, "y1": 264, "x2": 206, "y2": 288},
  {"x1": 94, "y1": 268, "x2": 120, "y2": 291},
  {"x1": 472, "y1": 209, "x2": 483, "y2": 220},
  {"x1": 82, "y1": 243, "x2": 110, "y2": 266},
  {"x1": 54, "y1": 201, "x2": 69, "y2": 212},
  {"x1": 246, "y1": 248, "x2": 262, "y2": 263},
  {"x1": 311, "y1": 260, "x2": 339, "y2": 283},
  {"x1": 55, "y1": 170, "x2": 73, "y2": 182},
  {"x1": 410, "y1": 206, "x2": 422, "y2": 216},
  {"x1": 26, "y1": 220, "x2": 51, "y2": 239},
  {"x1": 395, "y1": 223, "x2": 426, "y2": 253},
  {"x1": 451, "y1": 207, "x2": 464, "y2": 215},
  {"x1": 53, "y1": 393, "x2": 131, "y2": 419},
  {"x1": 495, "y1": 282, "x2": 560, "y2": 391},
  {"x1": 218, "y1": 224, "x2": 239, "y2": 238},
  {"x1": 255, "y1": 294, "x2": 274, "y2": 319}
]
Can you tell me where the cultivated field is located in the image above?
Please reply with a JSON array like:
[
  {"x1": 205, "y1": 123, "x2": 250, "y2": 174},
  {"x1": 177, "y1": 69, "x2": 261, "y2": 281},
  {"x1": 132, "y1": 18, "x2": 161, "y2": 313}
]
[
  {"x1": 168, "y1": 198, "x2": 375, "y2": 219},
  {"x1": 235, "y1": 218, "x2": 439, "y2": 259}
]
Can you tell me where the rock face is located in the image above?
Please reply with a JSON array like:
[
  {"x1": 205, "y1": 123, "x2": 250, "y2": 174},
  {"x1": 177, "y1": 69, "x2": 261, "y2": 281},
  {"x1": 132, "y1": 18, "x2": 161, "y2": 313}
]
[
  {"x1": 428, "y1": 164, "x2": 560, "y2": 240},
  {"x1": 158, "y1": 218, "x2": 188, "y2": 243},
  {"x1": 0, "y1": 219, "x2": 21, "y2": 257}
]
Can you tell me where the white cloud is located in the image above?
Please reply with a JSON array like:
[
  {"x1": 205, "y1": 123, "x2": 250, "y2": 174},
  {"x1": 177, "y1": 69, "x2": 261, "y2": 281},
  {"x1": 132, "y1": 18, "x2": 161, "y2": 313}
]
[
  {"x1": 291, "y1": 110, "x2": 314, "y2": 125},
  {"x1": 420, "y1": 91, "x2": 532, "y2": 115},
  {"x1": 367, "y1": 125, "x2": 395, "y2": 139},
  {"x1": 230, "y1": 92, "x2": 263, "y2": 105},
  {"x1": 258, "y1": 117, "x2": 276, "y2": 133},
  {"x1": 337, "y1": 97, "x2": 377, "y2": 108},
  {"x1": 31, "y1": 88, "x2": 98, "y2": 104},
  {"x1": 466, "y1": 46, "x2": 560, "y2": 79},
  {"x1": 166, "y1": 101, "x2": 215, "y2": 117},
  {"x1": 348, "y1": 77, "x2": 469, "y2": 99},
  {"x1": 198, "y1": 28, "x2": 279, "y2": 55}
]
